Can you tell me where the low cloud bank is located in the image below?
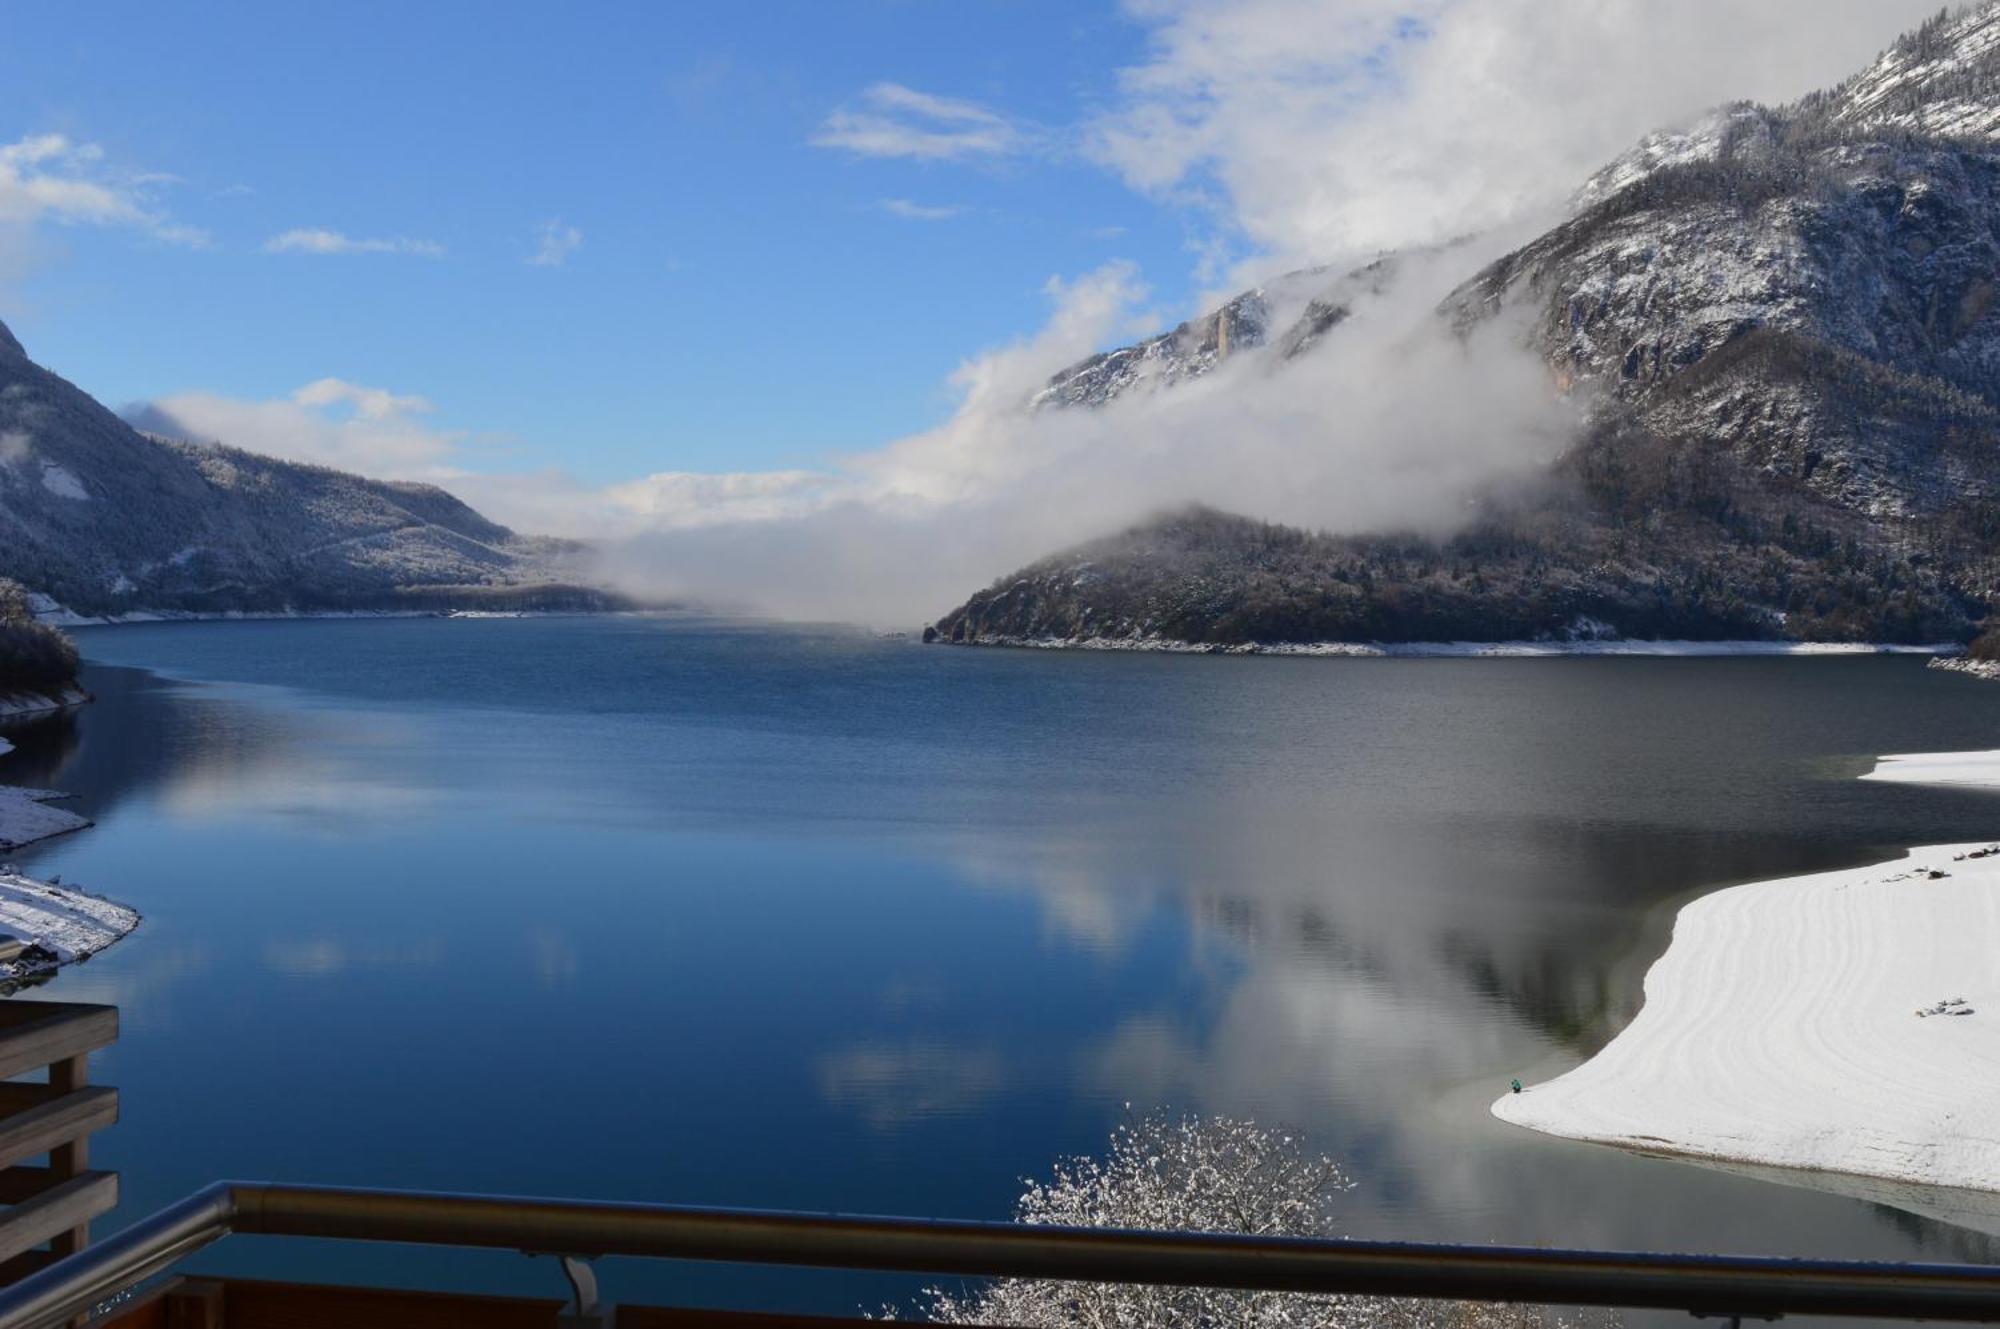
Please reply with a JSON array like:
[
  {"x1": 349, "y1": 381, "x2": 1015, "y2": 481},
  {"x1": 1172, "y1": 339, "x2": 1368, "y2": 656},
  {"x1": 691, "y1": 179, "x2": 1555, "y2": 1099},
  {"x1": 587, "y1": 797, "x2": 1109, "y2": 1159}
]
[
  {"x1": 591, "y1": 244, "x2": 1574, "y2": 626},
  {"x1": 1089, "y1": 0, "x2": 1948, "y2": 275},
  {"x1": 120, "y1": 0, "x2": 1952, "y2": 627}
]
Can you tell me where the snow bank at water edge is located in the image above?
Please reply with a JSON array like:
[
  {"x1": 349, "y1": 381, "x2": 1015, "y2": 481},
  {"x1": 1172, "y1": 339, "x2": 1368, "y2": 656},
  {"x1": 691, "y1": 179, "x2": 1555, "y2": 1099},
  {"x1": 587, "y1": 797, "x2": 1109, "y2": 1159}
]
[
  {"x1": 0, "y1": 870, "x2": 138, "y2": 984},
  {"x1": 0, "y1": 787, "x2": 91, "y2": 852},
  {"x1": 1494, "y1": 841, "x2": 2000, "y2": 1192},
  {"x1": 961, "y1": 636, "x2": 1961, "y2": 658},
  {"x1": 0, "y1": 688, "x2": 87, "y2": 720},
  {"x1": 1862, "y1": 751, "x2": 2000, "y2": 789}
]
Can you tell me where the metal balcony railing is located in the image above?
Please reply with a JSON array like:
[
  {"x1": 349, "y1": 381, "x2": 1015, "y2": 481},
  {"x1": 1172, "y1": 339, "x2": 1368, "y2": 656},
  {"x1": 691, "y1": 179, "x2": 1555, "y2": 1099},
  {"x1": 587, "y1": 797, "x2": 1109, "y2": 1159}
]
[{"x1": 0, "y1": 1181, "x2": 1998, "y2": 1328}]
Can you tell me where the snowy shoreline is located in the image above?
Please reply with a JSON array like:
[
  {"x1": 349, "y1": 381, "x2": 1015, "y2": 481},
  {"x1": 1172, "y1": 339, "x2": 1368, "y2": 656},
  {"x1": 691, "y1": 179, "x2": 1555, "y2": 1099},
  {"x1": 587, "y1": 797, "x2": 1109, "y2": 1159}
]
[
  {"x1": 0, "y1": 788, "x2": 135, "y2": 983},
  {"x1": 0, "y1": 871, "x2": 138, "y2": 986},
  {"x1": 0, "y1": 688, "x2": 88, "y2": 720},
  {"x1": 1496, "y1": 749, "x2": 2000, "y2": 1193},
  {"x1": 945, "y1": 635, "x2": 1961, "y2": 659},
  {"x1": 0, "y1": 744, "x2": 137, "y2": 980},
  {"x1": 0, "y1": 787, "x2": 91, "y2": 854},
  {"x1": 46, "y1": 606, "x2": 493, "y2": 628}
]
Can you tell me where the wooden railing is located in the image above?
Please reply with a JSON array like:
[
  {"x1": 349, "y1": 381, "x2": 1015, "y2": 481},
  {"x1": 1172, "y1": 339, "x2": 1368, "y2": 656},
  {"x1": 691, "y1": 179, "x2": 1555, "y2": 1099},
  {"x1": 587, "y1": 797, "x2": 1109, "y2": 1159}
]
[{"x1": 0, "y1": 1003, "x2": 116, "y2": 1286}]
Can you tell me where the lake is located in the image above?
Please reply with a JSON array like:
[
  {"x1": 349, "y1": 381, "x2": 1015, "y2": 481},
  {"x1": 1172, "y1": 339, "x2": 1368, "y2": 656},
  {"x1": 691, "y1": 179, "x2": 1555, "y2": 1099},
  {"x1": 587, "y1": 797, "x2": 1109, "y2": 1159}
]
[{"x1": 6, "y1": 615, "x2": 2000, "y2": 1312}]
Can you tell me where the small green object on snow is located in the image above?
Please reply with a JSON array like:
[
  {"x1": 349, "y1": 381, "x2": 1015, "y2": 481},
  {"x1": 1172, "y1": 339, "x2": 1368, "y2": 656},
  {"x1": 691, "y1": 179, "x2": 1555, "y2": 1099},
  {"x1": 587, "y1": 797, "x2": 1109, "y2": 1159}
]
[{"x1": 1511, "y1": 1078, "x2": 1522, "y2": 1094}]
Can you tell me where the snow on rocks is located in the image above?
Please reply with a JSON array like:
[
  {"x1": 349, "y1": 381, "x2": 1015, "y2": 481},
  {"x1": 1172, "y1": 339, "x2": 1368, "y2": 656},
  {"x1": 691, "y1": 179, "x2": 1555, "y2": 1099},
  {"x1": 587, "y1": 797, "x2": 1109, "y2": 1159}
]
[
  {"x1": 1931, "y1": 657, "x2": 2000, "y2": 683},
  {"x1": 0, "y1": 869, "x2": 137, "y2": 984},
  {"x1": 1494, "y1": 840, "x2": 2000, "y2": 1192},
  {"x1": 0, "y1": 689, "x2": 87, "y2": 721},
  {"x1": 0, "y1": 787, "x2": 90, "y2": 852}
]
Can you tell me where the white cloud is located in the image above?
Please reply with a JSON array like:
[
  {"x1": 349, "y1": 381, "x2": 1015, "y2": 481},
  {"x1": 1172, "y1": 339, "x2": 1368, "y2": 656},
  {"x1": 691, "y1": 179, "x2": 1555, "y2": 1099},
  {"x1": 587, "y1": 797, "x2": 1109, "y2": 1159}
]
[
  {"x1": 527, "y1": 218, "x2": 582, "y2": 267},
  {"x1": 136, "y1": 378, "x2": 461, "y2": 477},
  {"x1": 878, "y1": 198, "x2": 966, "y2": 221},
  {"x1": 262, "y1": 228, "x2": 445, "y2": 258},
  {"x1": 813, "y1": 82, "x2": 1030, "y2": 160},
  {"x1": 121, "y1": 3, "x2": 1965, "y2": 631},
  {"x1": 0, "y1": 133, "x2": 208, "y2": 248},
  {"x1": 125, "y1": 378, "x2": 836, "y2": 543},
  {"x1": 1087, "y1": 0, "x2": 1948, "y2": 271},
  {"x1": 440, "y1": 467, "x2": 837, "y2": 542},
  {"x1": 292, "y1": 377, "x2": 431, "y2": 420},
  {"x1": 600, "y1": 470, "x2": 832, "y2": 526},
  {"x1": 130, "y1": 248, "x2": 1563, "y2": 627},
  {"x1": 584, "y1": 245, "x2": 1573, "y2": 625}
]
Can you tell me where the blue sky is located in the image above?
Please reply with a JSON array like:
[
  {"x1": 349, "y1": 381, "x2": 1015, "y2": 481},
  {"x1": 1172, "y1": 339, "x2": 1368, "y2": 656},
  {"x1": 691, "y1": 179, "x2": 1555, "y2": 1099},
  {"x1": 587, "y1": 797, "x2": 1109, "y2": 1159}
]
[
  {"x1": 2, "y1": 0, "x2": 1206, "y2": 485},
  {"x1": 0, "y1": 0, "x2": 1932, "y2": 565}
]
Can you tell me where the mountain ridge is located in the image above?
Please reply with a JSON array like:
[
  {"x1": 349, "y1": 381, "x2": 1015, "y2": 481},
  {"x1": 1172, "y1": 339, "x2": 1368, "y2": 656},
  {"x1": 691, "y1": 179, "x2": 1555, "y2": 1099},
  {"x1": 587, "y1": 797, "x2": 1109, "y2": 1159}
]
[
  {"x1": 0, "y1": 319, "x2": 619, "y2": 620},
  {"x1": 931, "y1": 2, "x2": 2000, "y2": 650}
]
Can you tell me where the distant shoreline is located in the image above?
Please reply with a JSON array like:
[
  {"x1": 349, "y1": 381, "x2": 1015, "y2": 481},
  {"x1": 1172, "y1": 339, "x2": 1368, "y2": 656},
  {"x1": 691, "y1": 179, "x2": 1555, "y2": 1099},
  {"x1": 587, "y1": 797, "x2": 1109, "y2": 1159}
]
[
  {"x1": 51, "y1": 607, "x2": 584, "y2": 630},
  {"x1": 1496, "y1": 748, "x2": 2000, "y2": 1195},
  {"x1": 932, "y1": 634, "x2": 1964, "y2": 659}
]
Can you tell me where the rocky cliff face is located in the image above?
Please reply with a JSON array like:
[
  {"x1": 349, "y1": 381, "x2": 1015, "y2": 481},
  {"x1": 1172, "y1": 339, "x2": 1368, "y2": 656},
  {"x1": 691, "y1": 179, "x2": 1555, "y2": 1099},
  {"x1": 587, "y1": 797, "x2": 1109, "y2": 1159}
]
[
  {"x1": 932, "y1": 3, "x2": 2000, "y2": 649},
  {"x1": 1030, "y1": 259, "x2": 1397, "y2": 409},
  {"x1": 0, "y1": 321, "x2": 614, "y2": 617}
]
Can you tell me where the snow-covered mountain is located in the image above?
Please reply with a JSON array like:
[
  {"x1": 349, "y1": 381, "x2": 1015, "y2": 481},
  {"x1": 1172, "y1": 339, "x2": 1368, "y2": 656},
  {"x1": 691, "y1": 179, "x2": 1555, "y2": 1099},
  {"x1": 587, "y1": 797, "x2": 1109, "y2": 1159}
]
[
  {"x1": 1031, "y1": 260, "x2": 1397, "y2": 409},
  {"x1": 930, "y1": 3, "x2": 2000, "y2": 649},
  {"x1": 0, "y1": 319, "x2": 610, "y2": 619}
]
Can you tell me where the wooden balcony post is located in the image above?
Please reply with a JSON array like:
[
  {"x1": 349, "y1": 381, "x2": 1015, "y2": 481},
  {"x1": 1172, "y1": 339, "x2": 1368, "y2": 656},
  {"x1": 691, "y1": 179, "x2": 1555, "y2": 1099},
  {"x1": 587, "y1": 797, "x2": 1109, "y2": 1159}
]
[{"x1": 44, "y1": 1055, "x2": 86, "y2": 1260}]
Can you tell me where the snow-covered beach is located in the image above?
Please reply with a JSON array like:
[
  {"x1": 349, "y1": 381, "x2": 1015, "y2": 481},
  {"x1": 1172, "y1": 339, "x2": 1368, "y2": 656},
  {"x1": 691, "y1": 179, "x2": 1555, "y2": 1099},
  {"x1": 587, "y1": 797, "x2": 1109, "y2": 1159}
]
[
  {"x1": 1862, "y1": 749, "x2": 2000, "y2": 788},
  {"x1": 0, "y1": 785, "x2": 91, "y2": 852},
  {"x1": 0, "y1": 765, "x2": 137, "y2": 980},
  {"x1": 0, "y1": 688, "x2": 87, "y2": 720},
  {"x1": 1496, "y1": 749, "x2": 2000, "y2": 1192},
  {"x1": 0, "y1": 871, "x2": 138, "y2": 984}
]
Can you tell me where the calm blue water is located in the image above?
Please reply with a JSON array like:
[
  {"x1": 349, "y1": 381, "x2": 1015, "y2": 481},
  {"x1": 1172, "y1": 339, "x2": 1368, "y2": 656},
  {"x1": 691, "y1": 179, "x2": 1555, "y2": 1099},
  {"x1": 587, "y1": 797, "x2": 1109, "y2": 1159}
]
[{"x1": 7, "y1": 616, "x2": 2000, "y2": 1310}]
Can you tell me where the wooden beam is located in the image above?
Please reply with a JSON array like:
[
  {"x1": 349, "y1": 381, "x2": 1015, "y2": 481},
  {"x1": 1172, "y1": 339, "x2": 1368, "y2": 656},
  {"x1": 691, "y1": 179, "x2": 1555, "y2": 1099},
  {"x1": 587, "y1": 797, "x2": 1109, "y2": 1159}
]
[
  {"x1": 196, "y1": 1277, "x2": 566, "y2": 1328},
  {"x1": 0, "y1": 1171, "x2": 115, "y2": 1266},
  {"x1": 163, "y1": 1279, "x2": 224, "y2": 1329},
  {"x1": 0, "y1": 1087, "x2": 116, "y2": 1172},
  {"x1": 45, "y1": 1055, "x2": 88, "y2": 1258},
  {"x1": 0, "y1": 1005, "x2": 115, "y2": 1082}
]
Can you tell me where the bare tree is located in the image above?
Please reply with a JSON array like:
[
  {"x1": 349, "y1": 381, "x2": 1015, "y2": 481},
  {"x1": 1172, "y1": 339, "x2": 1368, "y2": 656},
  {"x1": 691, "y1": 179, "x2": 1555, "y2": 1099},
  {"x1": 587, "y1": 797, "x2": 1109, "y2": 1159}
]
[{"x1": 899, "y1": 1111, "x2": 1606, "y2": 1329}]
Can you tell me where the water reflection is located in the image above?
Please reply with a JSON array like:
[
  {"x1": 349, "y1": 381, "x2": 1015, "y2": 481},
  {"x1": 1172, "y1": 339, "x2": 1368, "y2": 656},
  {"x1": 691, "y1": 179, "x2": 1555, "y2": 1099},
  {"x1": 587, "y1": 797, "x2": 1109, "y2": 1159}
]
[
  {"x1": 8, "y1": 621, "x2": 2000, "y2": 1312},
  {"x1": 817, "y1": 1041, "x2": 1010, "y2": 1129}
]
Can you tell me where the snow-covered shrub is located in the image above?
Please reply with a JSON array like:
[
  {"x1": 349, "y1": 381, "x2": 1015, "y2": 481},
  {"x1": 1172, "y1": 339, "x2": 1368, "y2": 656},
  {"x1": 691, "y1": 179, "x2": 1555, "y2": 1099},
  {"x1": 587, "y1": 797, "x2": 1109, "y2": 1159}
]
[
  {"x1": 902, "y1": 1112, "x2": 1608, "y2": 1329},
  {"x1": 0, "y1": 579, "x2": 77, "y2": 696}
]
